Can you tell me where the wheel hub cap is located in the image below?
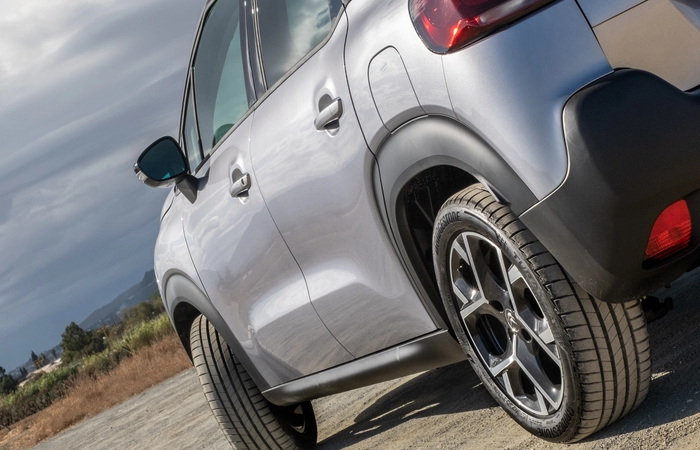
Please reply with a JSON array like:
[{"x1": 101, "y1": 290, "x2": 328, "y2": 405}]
[
  {"x1": 504, "y1": 309, "x2": 520, "y2": 333},
  {"x1": 449, "y1": 232, "x2": 564, "y2": 416}
]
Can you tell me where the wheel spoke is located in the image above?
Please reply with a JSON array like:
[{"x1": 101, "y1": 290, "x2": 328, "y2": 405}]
[
  {"x1": 535, "y1": 389, "x2": 549, "y2": 414},
  {"x1": 537, "y1": 321, "x2": 555, "y2": 345},
  {"x1": 451, "y1": 238, "x2": 470, "y2": 267},
  {"x1": 503, "y1": 262, "x2": 560, "y2": 366},
  {"x1": 492, "y1": 244, "x2": 510, "y2": 284},
  {"x1": 515, "y1": 336, "x2": 560, "y2": 407},
  {"x1": 489, "y1": 341, "x2": 516, "y2": 377},
  {"x1": 458, "y1": 294, "x2": 488, "y2": 321},
  {"x1": 452, "y1": 278, "x2": 476, "y2": 306},
  {"x1": 502, "y1": 371, "x2": 515, "y2": 397},
  {"x1": 507, "y1": 264, "x2": 523, "y2": 284},
  {"x1": 451, "y1": 274, "x2": 488, "y2": 320},
  {"x1": 503, "y1": 263, "x2": 525, "y2": 315},
  {"x1": 522, "y1": 320, "x2": 560, "y2": 366},
  {"x1": 451, "y1": 234, "x2": 493, "y2": 321},
  {"x1": 464, "y1": 234, "x2": 510, "y2": 306},
  {"x1": 461, "y1": 234, "x2": 486, "y2": 295}
]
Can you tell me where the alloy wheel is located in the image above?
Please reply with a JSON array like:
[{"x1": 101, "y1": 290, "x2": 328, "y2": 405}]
[{"x1": 449, "y1": 232, "x2": 563, "y2": 416}]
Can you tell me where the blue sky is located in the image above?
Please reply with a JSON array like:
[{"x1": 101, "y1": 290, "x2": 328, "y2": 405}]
[{"x1": 0, "y1": 0, "x2": 205, "y2": 369}]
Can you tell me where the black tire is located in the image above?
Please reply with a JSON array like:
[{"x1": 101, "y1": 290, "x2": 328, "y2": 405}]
[
  {"x1": 190, "y1": 315, "x2": 317, "y2": 449},
  {"x1": 432, "y1": 184, "x2": 651, "y2": 442}
]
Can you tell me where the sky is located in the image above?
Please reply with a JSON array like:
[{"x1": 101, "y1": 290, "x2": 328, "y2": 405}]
[{"x1": 0, "y1": 0, "x2": 206, "y2": 370}]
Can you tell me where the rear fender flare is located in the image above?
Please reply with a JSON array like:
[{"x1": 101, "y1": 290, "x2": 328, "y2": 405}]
[
  {"x1": 373, "y1": 115, "x2": 537, "y2": 325},
  {"x1": 376, "y1": 116, "x2": 537, "y2": 218}
]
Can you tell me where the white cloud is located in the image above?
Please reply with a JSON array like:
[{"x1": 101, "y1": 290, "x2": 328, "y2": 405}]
[{"x1": 0, "y1": 0, "x2": 206, "y2": 368}]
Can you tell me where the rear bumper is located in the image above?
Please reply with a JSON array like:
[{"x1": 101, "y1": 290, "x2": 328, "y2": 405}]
[{"x1": 521, "y1": 69, "x2": 700, "y2": 302}]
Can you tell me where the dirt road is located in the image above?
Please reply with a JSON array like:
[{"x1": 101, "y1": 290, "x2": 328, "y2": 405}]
[{"x1": 33, "y1": 272, "x2": 700, "y2": 449}]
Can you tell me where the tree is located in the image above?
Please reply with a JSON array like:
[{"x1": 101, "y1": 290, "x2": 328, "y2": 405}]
[
  {"x1": 61, "y1": 322, "x2": 104, "y2": 363},
  {"x1": 0, "y1": 366, "x2": 17, "y2": 395},
  {"x1": 31, "y1": 351, "x2": 48, "y2": 370},
  {"x1": 31, "y1": 351, "x2": 41, "y2": 370},
  {"x1": 61, "y1": 323, "x2": 92, "y2": 353}
]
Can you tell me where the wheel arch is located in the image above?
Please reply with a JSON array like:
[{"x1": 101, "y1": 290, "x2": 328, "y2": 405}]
[
  {"x1": 163, "y1": 273, "x2": 271, "y2": 391},
  {"x1": 373, "y1": 115, "x2": 538, "y2": 328}
]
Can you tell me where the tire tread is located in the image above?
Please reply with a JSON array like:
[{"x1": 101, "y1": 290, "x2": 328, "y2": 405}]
[{"x1": 190, "y1": 315, "x2": 313, "y2": 449}]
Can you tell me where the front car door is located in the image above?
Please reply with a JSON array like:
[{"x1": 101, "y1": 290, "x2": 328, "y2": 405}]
[
  {"x1": 178, "y1": 0, "x2": 352, "y2": 387},
  {"x1": 249, "y1": 0, "x2": 437, "y2": 358}
]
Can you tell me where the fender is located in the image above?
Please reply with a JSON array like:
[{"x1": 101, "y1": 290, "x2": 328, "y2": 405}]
[
  {"x1": 375, "y1": 115, "x2": 537, "y2": 219},
  {"x1": 164, "y1": 273, "x2": 271, "y2": 392},
  {"x1": 373, "y1": 115, "x2": 538, "y2": 323}
]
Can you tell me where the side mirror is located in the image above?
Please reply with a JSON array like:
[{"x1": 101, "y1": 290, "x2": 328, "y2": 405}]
[{"x1": 134, "y1": 137, "x2": 187, "y2": 188}]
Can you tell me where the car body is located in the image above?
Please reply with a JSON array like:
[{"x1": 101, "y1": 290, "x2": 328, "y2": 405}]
[{"x1": 135, "y1": 0, "x2": 700, "y2": 445}]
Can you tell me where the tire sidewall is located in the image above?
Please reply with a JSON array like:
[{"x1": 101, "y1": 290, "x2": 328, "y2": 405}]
[{"x1": 433, "y1": 201, "x2": 581, "y2": 441}]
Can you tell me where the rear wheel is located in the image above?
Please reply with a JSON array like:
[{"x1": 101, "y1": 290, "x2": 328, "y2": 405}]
[
  {"x1": 190, "y1": 315, "x2": 317, "y2": 449},
  {"x1": 432, "y1": 184, "x2": 651, "y2": 442}
]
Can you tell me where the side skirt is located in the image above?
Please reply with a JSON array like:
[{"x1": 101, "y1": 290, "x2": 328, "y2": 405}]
[{"x1": 262, "y1": 330, "x2": 466, "y2": 406}]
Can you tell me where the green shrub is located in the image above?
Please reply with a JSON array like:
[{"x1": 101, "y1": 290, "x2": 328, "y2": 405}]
[
  {"x1": 79, "y1": 350, "x2": 119, "y2": 378},
  {"x1": 116, "y1": 314, "x2": 172, "y2": 354},
  {"x1": 0, "y1": 313, "x2": 175, "y2": 429},
  {"x1": 120, "y1": 292, "x2": 166, "y2": 329},
  {"x1": 0, "y1": 366, "x2": 77, "y2": 428}
]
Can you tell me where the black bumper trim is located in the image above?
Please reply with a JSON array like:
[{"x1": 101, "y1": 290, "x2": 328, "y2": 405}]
[{"x1": 521, "y1": 69, "x2": 700, "y2": 302}]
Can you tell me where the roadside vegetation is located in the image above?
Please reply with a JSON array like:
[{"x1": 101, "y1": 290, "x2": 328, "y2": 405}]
[{"x1": 0, "y1": 293, "x2": 191, "y2": 449}]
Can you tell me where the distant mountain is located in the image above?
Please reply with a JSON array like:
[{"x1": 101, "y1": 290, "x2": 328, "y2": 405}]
[{"x1": 79, "y1": 270, "x2": 158, "y2": 330}]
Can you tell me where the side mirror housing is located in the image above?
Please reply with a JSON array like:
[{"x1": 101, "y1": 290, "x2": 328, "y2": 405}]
[{"x1": 134, "y1": 137, "x2": 187, "y2": 188}]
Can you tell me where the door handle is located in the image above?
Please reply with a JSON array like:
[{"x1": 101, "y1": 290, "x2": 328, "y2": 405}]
[
  {"x1": 314, "y1": 98, "x2": 343, "y2": 130},
  {"x1": 229, "y1": 172, "x2": 251, "y2": 197}
]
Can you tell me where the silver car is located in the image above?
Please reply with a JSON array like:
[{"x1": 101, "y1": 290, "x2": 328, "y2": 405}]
[{"x1": 134, "y1": 0, "x2": 700, "y2": 447}]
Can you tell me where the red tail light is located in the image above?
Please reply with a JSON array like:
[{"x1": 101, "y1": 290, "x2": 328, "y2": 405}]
[
  {"x1": 409, "y1": 0, "x2": 555, "y2": 53},
  {"x1": 644, "y1": 200, "x2": 692, "y2": 263}
]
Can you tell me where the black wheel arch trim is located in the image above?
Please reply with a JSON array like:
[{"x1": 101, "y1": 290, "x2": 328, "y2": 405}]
[
  {"x1": 376, "y1": 116, "x2": 537, "y2": 216},
  {"x1": 163, "y1": 273, "x2": 271, "y2": 392},
  {"x1": 372, "y1": 115, "x2": 538, "y2": 329}
]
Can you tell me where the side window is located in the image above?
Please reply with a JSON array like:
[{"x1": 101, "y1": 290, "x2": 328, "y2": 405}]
[
  {"x1": 258, "y1": 0, "x2": 344, "y2": 86},
  {"x1": 183, "y1": 89, "x2": 201, "y2": 171},
  {"x1": 193, "y1": 0, "x2": 251, "y2": 158}
]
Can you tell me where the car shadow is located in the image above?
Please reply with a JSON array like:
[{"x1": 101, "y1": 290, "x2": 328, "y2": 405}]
[
  {"x1": 317, "y1": 270, "x2": 700, "y2": 449},
  {"x1": 581, "y1": 269, "x2": 700, "y2": 442},
  {"x1": 316, "y1": 360, "x2": 496, "y2": 449}
]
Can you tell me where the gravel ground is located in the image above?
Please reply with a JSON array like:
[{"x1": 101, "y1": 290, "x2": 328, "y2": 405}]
[{"x1": 33, "y1": 271, "x2": 700, "y2": 450}]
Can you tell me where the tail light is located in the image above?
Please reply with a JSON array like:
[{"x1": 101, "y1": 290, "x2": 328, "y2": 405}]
[
  {"x1": 644, "y1": 200, "x2": 692, "y2": 263},
  {"x1": 409, "y1": 0, "x2": 555, "y2": 53}
]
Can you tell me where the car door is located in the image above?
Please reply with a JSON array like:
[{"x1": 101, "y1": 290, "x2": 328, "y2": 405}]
[
  {"x1": 249, "y1": 0, "x2": 438, "y2": 358},
  {"x1": 178, "y1": 0, "x2": 352, "y2": 387}
]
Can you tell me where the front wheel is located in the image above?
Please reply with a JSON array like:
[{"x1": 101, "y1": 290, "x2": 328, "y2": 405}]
[
  {"x1": 432, "y1": 185, "x2": 650, "y2": 442},
  {"x1": 190, "y1": 315, "x2": 317, "y2": 449}
]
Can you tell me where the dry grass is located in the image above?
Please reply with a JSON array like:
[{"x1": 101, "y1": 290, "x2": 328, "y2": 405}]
[{"x1": 0, "y1": 333, "x2": 191, "y2": 450}]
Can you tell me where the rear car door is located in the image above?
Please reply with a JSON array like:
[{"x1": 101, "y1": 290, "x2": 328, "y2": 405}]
[
  {"x1": 249, "y1": 0, "x2": 437, "y2": 358},
  {"x1": 178, "y1": 0, "x2": 352, "y2": 387}
]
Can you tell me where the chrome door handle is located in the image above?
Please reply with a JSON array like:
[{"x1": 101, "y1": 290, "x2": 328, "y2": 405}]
[
  {"x1": 314, "y1": 98, "x2": 343, "y2": 130},
  {"x1": 229, "y1": 172, "x2": 251, "y2": 197}
]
